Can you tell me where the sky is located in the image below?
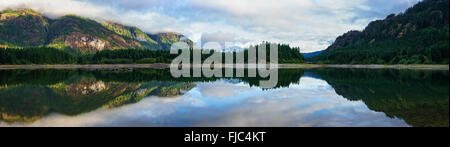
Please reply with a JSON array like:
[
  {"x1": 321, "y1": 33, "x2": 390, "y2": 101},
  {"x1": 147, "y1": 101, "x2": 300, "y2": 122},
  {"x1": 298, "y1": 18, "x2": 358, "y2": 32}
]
[{"x1": 0, "y1": 0, "x2": 421, "y2": 52}]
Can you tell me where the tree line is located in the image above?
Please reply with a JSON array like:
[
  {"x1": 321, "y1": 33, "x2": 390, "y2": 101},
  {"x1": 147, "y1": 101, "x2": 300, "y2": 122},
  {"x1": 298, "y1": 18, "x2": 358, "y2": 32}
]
[
  {"x1": 312, "y1": 0, "x2": 449, "y2": 65},
  {"x1": 0, "y1": 42, "x2": 306, "y2": 65},
  {"x1": 313, "y1": 26, "x2": 449, "y2": 64}
]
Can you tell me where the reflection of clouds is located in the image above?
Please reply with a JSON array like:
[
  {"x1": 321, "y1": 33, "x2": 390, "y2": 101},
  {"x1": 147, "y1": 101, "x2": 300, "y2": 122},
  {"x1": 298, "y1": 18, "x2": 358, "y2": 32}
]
[
  {"x1": 1, "y1": 77, "x2": 409, "y2": 127},
  {"x1": 195, "y1": 77, "x2": 408, "y2": 127},
  {"x1": 196, "y1": 80, "x2": 258, "y2": 98},
  {"x1": 0, "y1": 96, "x2": 202, "y2": 127},
  {"x1": 209, "y1": 97, "x2": 407, "y2": 127}
]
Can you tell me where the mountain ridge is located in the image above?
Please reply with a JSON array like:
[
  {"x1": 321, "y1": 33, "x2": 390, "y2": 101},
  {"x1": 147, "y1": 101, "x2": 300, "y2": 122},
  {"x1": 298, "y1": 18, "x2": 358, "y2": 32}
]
[
  {"x1": 0, "y1": 9, "x2": 193, "y2": 53},
  {"x1": 314, "y1": 0, "x2": 449, "y2": 64}
]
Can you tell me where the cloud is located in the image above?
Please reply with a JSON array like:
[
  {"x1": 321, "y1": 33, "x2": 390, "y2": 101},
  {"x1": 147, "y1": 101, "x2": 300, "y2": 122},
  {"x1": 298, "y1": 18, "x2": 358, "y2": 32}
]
[
  {"x1": 0, "y1": 0, "x2": 110, "y2": 19},
  {"x1": 196, "y1": 80, "x2": 258, "y2": 98},
  {"x1": 1, "y1": 0, "x2": 421, "y2": 52},
  {"x1": 194, "y1": 77, "x2": 408, "y2": 127},
  {"x1": 201, "y1": 32, "x2": 237, "y2": 45}
]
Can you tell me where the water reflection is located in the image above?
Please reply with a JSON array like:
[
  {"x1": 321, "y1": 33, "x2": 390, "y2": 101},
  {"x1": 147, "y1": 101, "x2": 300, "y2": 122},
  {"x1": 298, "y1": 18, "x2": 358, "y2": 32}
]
[
  {"x1": 0, "y1": 68, "x2": 448, "y2": 127},
  {"x1": 313, "y1": 69, "x2": 449, "y2": 127}
]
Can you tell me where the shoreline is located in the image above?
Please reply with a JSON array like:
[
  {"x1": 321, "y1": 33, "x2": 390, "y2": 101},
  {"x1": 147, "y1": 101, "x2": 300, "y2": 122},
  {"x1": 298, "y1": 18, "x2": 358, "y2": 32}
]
[
  {"x1": 0, "y1": 64, "x2": 448, "y2": 70},
  {"x1": 278, "y1": 64, "x2": 449, "y2": 70}
]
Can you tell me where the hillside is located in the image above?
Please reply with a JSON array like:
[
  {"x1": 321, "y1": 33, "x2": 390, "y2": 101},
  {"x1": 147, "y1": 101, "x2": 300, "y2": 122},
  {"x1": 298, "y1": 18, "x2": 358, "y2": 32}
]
[
  {"x1": 0, "y1": 9, "x2": 192, "y2": 53},
  {"x1": 0, "y1": 9, "x2": 48, "y2": 47},
  {"x1": 314, "y1": 0, "x2": 449, "y2": 64}
]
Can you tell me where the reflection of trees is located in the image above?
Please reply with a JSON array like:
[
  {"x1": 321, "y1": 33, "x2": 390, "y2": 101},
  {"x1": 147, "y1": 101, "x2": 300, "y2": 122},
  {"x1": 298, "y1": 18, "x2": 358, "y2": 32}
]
[
  {"x1": 311, "y1": 69, "x2": 449, "y2": 127},
  {"x1": 84, "y1": 68, "x2": 304, "y2": 89},
  {"x1": 0, "y1": 68, "x2": 305, "y2": 89},
  {"x1": 1, "y1": 68, "x2": 447, "y2": 126},
  {"x1": 0, "y1": 68, "x2": 305, "y2": 123},
  {"x1": 0, "y1": 70, "x2": 196, "y2": 123}
]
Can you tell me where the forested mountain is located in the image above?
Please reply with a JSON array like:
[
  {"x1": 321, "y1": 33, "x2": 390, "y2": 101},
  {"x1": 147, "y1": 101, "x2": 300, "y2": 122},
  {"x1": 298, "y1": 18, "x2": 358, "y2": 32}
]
[
  {"x1": 0, "y1": 9, "x2": 192, "y2": 53},
  {"x1": 0, "y1": 9, "x2": 305, "y2": 65},
  {"x1": 314, "y1": 0, "x2": 449, "y2": 64}
]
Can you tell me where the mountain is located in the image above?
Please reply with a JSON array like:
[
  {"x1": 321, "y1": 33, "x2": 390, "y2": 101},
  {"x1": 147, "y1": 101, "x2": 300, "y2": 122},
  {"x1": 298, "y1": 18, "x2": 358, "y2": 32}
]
[
  {"x1": 0, "y1": 9, "x2": 48, "y2": 48},
  {"x1": 314, "y1": 0, "x2": 449, "y2": 64},
  {"x1": 0, "y1": 9, "x2": 192, "y2": 53},
  {"x1": 302, "y1": 50, "x2": 324, "y2": 58},
  {"x1": 148, "y1": 32, "x2": 194, "y2": 50}
]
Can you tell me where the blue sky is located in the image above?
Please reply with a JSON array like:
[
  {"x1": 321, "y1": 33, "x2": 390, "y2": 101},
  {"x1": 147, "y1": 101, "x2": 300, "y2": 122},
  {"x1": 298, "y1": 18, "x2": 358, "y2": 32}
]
[{"x1": 1, "y1": 0, "x2": 421, "y2": 52}]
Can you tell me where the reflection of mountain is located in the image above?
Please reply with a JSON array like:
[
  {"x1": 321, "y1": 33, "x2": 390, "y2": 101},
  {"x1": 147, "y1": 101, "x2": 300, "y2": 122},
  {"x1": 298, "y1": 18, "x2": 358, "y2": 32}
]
[
  {"x1": 5, "y1": 68, "x2": 447, "y2": 126},
  {"x1": 0, "y1": 68, "x2": 306, "y2": 90},
  {"x1": 0, "y1": 70, "x2": 195, "y2": 123},
  {"x1": 0, "y1": 68, "x2": 305, "y2": 123},
  {"x1": 311, "y1": 69, "x2": 449, "y2": 127},
  {"x1": 10, "y1": 68, "x2": 305, "y2": 89}
]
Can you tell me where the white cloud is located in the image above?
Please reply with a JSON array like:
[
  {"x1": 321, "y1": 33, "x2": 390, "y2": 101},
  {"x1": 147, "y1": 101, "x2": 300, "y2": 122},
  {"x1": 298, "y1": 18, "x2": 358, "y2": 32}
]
[
  {"x1": 0, "y1": 0, "x2": 109, "y2": 19},
  {"x1": 0, "y1": 0, "x2": 181, "y2": 33},
  {"x1": 196, "y1": 80, "x2": 259, "y2": 98},
  {"x1": 1, "y1": 0, "x2": 421, "y2": 52}
]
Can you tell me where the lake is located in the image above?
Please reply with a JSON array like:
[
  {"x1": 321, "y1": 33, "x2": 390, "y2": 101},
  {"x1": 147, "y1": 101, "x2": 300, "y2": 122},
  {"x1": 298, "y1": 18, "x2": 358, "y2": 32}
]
[{"x1": 0, "y1": 68, "x2": 448, "y2": 127}]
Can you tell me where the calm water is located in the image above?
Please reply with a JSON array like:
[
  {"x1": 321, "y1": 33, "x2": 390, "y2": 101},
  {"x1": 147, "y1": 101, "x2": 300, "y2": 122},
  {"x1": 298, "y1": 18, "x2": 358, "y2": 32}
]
[{"x1": 0, "y1": 68, "x2": 448, "y2": 127}]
